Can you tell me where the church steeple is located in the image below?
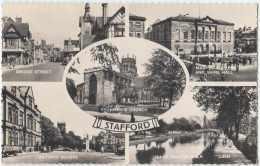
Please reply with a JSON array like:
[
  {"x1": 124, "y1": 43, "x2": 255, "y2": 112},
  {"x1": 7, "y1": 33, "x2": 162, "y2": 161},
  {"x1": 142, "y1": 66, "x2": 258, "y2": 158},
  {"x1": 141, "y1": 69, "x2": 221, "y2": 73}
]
[{"x1": 83, "y1": 3, "x2": 93, "y2": 23}]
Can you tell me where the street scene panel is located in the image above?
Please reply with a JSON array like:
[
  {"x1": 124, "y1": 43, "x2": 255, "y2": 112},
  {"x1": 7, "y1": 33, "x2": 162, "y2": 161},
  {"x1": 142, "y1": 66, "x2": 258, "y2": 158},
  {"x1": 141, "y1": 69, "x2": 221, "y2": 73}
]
[
  {"x1": 65, "y1": 38, "x2": 187, "y2": 122},
  {"x1": 2, "y1": 3, "x2": 125, "y2": 82},
  {"x1": 129, "y1": 3, "x2": 257, "y2": 82},
  {"x1": 1, "y1": 86, "x2": 125, "y2": 164},
  {"x1": 129, "y1": 86, "x2": 257, "y2": 164}
]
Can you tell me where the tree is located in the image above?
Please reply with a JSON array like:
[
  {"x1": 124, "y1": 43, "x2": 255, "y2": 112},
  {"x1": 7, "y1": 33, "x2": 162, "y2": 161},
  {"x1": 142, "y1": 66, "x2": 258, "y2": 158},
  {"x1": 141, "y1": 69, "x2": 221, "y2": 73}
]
[
  {"x1": 68, "y1": 43, "x2": 120, "y2": 75},
  {"x1": 193, "y1": 87, "x2": 257, "y2": 140},
  {"x1": 66, "y1": 78, "x2": 77, "y2": 100},
  {"x1": 145, "y1": 49, "x2": 186, "y2": 109},
  {"x1": 41, "y1": 116, "x2": 62, "y2": 149},
  {"x1": 154, "y1": 119, "x2": 168, "y2": 134}
]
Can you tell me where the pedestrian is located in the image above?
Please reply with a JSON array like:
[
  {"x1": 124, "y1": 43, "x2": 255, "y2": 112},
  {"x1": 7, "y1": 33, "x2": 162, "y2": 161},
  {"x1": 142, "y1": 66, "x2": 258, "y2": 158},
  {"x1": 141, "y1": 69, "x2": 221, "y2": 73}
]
[
  {"x1": 11, "y1": 60, "x2": 15, "y2": 69},
  {"x1": 188, "y1": 63, "x2": 193, "y2": 77},
  {"x1": 101, "y1": 146, "x2": 104, "y2": 153},
  {"x1": 249, "y1": 56, "x2": 252, "y2": 65},
  {"x1": 243, "y1": 57, "x2": 246, "y2": 66},
  {"x1": 236, "y1": 61, "x2": 239, "y2": 72}
]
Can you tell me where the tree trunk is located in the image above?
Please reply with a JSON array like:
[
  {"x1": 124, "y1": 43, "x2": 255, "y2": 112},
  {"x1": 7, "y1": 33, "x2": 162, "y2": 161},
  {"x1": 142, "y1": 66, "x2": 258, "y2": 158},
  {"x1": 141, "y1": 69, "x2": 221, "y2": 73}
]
[
  {"x1": 168, "y1": 95, "x2": 173, "y2": 109},
  {"x1": 235, "y1": 123, "x2": 239, "y2": 141}
]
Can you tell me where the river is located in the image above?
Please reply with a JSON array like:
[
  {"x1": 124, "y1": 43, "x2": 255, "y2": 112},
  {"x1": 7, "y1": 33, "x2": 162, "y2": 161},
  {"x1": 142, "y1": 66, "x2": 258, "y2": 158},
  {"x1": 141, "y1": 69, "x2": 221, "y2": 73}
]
[{"x1": 129, "y1": 133, "x2": 215, "y2": 164}]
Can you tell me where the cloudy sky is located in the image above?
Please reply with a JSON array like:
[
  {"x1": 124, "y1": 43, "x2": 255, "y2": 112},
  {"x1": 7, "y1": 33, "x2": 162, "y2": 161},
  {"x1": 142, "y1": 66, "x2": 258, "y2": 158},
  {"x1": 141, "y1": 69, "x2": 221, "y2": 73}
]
[
  {"x1": 130, "y1": 3, "x2": 258, "y2": 32},
  {"x1": 2, "y1": 3, "x2": 125, "y2": 48}
]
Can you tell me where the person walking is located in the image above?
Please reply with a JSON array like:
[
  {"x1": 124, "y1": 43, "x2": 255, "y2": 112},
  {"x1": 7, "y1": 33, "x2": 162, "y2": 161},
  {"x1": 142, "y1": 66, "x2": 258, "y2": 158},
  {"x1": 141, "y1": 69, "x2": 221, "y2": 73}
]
[{"x1": 236, "y1": 61, "x2": 239, "y2": 72}]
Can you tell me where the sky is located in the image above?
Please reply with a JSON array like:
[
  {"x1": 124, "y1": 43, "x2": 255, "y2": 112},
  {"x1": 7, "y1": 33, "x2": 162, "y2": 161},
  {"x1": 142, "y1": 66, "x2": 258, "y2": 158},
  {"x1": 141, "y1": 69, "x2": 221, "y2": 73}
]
[
  {"x1": 2, "y1": 3, "x2": 125, "y2": 48},
  {"x1": 130, "y1": 3, "x2": 258, "y2": 32}
]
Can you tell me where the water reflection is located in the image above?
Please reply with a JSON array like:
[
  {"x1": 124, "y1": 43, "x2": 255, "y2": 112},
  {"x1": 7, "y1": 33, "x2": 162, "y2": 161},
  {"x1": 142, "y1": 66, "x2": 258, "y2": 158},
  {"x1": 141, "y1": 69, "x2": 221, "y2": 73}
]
[{"x1": 130, "y1": 134, "x2": 214, "y2": 164}]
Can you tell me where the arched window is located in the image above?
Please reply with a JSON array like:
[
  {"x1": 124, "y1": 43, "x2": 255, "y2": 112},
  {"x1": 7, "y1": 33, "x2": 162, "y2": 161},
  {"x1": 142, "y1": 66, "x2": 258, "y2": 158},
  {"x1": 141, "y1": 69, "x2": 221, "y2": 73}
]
[{"x1": 89, "y1": 74, "x2": 97, "y2": 105}]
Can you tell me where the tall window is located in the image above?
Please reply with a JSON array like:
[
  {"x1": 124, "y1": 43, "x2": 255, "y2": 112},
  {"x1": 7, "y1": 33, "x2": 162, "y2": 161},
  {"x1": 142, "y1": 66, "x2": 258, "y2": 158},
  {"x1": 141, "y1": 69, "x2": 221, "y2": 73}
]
[
  {"x1": 191, "y1": 30, "x2": 195, "y2": 40},
  {"x1": 15, "y1": 111, "x2": 18, "y2": 125},
  {"x1": 228, "y1": 32, "x2": 231, "y2": 42},
  {"x1": 198, "y1": 31, "x2": 202, "y2": 40},
  {"x1": 217, "y1": 31, "x2": 221, "y2": 40},
  {"x1": 183, "y1": 30, "x2": 188, "y2": 40},
  {"x1": 8, "y1": 110, "x2": 13, "y2": 123},
  {"x1": 205, "y1": 31, "x2": 209, "y2": 39},
  {"x1": 223, "y1": 32, "x2": 226, "y2": 41},
  {"x1": 20, "y1": 113, "x2": 23, "y2": 126},
  {"x1": 8, "y1": 131, "x2": 12, "y2": 145},
  {"x1": 176, "y1": 29, "x2": 180, "y2": 41},
  {"x1": 11, "y1": 87, "x2": 16, "y2": 96},
  {"x1": 211, "y1": 31, "x2": 215, "y2": 40}
]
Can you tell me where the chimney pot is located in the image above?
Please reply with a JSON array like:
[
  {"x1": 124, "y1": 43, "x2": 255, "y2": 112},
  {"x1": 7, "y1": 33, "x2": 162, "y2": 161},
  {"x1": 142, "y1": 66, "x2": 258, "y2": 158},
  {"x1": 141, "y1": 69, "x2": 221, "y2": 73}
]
[{"x1": 15, "y1": 17, "x2": 22, "y2": 23}]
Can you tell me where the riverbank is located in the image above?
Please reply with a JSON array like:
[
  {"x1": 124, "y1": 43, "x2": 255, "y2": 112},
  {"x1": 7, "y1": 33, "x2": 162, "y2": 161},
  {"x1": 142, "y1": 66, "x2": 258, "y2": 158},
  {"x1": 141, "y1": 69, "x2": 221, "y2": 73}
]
[{"x1": 130, "y1": 132, "x2": 202, "y2": 146}]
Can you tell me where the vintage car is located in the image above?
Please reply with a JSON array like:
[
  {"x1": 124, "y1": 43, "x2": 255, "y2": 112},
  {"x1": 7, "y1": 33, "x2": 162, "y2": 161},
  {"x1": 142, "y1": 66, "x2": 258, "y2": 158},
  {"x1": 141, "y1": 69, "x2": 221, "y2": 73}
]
[{"x1": 2, "y1": 146, "x2": 20, "y2": 157}]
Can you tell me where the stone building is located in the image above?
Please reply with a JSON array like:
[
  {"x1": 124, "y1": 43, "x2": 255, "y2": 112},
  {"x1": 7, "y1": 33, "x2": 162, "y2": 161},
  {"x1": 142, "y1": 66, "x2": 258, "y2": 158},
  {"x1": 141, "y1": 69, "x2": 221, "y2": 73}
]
[
  {"x1": 2, "y1": 86, "x2": 42, "y2": 152},
  {"x1": 79, "y1": 3, "x2": 125, "y2": 49},
  {"x1": 147, "y1": 15, "x2": 234, "y2": 56},
  {"x1": 74, "y1": 55, "x2": 159, "y2": 106},
  {"x1": 90, "y1": 130, "x2": 124, "y2": 152},
  {"x1": 234, "y1": 26, "x2": 257, "y2": 53},
  {"x1": 129, "y1": 14, "x2": 146, "y2": 38},
  {"x1": 2, "y1": 17, "x2": 32, "y2": 67}
]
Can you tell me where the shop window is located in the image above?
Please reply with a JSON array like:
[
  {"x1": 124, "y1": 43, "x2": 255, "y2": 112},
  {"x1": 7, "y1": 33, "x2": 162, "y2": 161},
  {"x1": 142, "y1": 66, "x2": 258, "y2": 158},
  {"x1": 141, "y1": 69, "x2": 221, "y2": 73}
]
[{"x1": 136, "y1": 32, "x2": 141, "y2": 38}]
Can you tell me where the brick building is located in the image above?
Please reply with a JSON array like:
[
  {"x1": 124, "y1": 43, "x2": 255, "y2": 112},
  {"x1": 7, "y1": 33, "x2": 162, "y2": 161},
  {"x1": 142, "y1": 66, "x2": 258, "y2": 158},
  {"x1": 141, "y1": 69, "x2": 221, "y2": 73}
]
[
  {"x1": 2, "y1": 86, "x2": 42, "y2": 152},
  {"x1": 147, "y1": 15, "x2": 234, "y2": 56},
  {"x1": 129, "y1": 14, "x2": 146, "y2": 38}
]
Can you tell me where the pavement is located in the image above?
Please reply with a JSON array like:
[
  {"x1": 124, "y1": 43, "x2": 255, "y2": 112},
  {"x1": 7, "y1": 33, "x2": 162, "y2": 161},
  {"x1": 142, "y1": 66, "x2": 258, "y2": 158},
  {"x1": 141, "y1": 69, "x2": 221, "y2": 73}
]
[
  {"x1": 2, "y1": 62, "x2": 65, "y2": 82},
  {"x1": 2, "y1": 151, "x2": 125, "y2": 164},
  {"x1": 212, "y1": 137, "x2": 253, "y2": 164}
]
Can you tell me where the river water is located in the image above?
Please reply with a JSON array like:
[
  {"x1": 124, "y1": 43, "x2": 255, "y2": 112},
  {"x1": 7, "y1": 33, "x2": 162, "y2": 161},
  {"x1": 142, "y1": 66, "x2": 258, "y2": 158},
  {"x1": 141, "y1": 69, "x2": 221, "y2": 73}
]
[{"x1": 129, "y1": 134, "x2": 214, "y2": 164}]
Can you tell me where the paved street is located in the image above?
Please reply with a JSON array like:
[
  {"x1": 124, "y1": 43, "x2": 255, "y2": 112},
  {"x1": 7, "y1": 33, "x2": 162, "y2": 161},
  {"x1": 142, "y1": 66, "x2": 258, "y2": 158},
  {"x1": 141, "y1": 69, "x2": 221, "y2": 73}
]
[
  {"x1": 2, "y1": 62, "x2": 65, "y2": 82},
  {"x1": 2, "y1": 151, "x2": 125, "y2": 164},
  {"x1": 212, "y1": 137, "x2": 252, "y2": 164}
]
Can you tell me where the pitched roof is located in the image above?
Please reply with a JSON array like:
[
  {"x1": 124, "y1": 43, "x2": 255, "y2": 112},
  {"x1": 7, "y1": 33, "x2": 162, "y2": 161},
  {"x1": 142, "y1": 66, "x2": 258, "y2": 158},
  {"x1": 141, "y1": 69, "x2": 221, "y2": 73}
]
[
  {"x1": 153, "y1": 15, "x2": 234, "y2": 26},
  {"x1": 105, "y1": 6, "x2": 125, "y2": 26},
  {"x1": 129, "y1": 13, "x2": 146, "y2": 21},
  {"x1": 2, "y1": 22, "x2": 30, "y2": 37}
]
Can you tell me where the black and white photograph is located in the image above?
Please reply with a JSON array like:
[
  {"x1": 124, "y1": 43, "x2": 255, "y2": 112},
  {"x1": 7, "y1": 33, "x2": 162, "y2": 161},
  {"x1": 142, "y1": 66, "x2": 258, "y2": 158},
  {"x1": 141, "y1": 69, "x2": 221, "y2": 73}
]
[
  {"x1": 129, "y1": 3, "x2": 257, "y2": 82},
  {"x1": 2, "y1": 3, "x2": 125, "y2": 82},
  {"x1": 129, "y1": 86, "x2": 257, "y2": 164},
  {"x1": 65, "y1": 38, "x2": 188, "y2": 122},
  {"x1": 1, "y1": 85, "x2": 125, "y2": 164}
]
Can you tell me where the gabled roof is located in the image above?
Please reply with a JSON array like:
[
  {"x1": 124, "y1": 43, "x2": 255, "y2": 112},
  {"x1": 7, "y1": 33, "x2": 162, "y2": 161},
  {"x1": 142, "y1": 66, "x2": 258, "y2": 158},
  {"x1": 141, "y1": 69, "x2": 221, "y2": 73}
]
[
  {"x1": 129, "y1": 13, "x2": 146, "y2": 21},
  {"x1": 2, "y1": 22, "x2": 30, "y2": 38},
  {"x1": 153, "y1": 15, "x2": 234, "y2": 26},
  {"x1": 105, "y1": 6, "x2": 125, "y2": 26}
]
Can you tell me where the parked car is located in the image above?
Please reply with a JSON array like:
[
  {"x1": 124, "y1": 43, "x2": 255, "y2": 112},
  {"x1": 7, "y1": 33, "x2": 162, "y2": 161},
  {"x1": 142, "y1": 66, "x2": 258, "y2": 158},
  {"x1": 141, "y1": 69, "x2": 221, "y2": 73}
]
[
  {"x1": 63, "y1": 147, "x2": 72, "y2": 151},
  {"x1": 2, "y1": 146, "x2": 19, "y2": 157}
]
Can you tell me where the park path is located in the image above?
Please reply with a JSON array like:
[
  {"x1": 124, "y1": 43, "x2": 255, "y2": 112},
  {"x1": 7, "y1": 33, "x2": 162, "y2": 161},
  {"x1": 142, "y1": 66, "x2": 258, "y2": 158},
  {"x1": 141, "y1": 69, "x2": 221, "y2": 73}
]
[{"x1": 212, "y1": 137, "x2": 252, "y2": 164}]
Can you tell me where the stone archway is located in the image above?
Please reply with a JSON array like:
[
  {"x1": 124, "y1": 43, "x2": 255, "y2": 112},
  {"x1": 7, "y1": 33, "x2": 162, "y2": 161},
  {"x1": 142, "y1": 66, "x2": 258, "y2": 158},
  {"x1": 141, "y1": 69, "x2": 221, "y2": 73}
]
[{"x1": 89, "y1": 74, "x2": 97, "y2": 105}]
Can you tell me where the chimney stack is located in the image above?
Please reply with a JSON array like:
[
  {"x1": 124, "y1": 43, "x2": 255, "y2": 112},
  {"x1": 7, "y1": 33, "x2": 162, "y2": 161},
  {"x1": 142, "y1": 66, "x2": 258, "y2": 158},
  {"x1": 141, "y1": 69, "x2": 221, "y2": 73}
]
[
  {"x1": 15, "y1": 17, "x2": 22, "y2": 23},
  {"x1": 102, "y1": 3, "x2": 108, "y2": 30}
]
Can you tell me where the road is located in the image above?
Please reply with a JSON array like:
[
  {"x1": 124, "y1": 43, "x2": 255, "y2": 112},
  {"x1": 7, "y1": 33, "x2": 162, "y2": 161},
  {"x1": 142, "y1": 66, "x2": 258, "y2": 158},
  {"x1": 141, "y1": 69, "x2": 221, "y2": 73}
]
[
  {"x1": 2, "y1": 62, "x2": 65, "y2": 82},
  {"x1": 2, "y1": 151, "x2": 125, "y2": 164}
]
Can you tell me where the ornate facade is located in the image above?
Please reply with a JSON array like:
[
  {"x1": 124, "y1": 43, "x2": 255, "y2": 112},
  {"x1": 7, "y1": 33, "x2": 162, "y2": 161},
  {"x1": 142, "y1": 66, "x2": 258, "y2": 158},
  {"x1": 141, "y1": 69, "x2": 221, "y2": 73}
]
[{"x1": 2, "y1": 86, "x2": 42, "y2": 152}]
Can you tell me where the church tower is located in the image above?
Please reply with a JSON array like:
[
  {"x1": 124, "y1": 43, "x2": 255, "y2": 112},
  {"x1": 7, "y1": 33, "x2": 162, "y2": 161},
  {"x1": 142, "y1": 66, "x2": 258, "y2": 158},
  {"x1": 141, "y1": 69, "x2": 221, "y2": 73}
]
[{"x1": 121, "y1": 54, "x2": 138, "y2": 81}]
